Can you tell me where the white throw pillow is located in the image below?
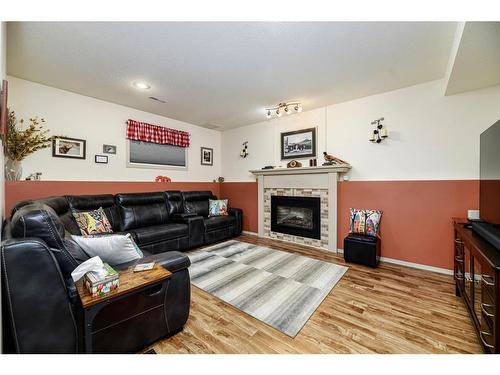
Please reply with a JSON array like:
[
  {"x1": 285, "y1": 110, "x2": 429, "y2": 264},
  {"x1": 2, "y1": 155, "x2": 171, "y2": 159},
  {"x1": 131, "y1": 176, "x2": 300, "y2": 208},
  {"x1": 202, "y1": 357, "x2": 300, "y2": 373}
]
[{"x1": 71, "y1": 233, "x2": 143, "y2": 266}]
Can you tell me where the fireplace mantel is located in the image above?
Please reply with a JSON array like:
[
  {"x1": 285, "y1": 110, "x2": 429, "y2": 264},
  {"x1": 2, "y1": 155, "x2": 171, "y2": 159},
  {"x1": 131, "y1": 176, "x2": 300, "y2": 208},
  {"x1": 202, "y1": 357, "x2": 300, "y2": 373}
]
[
  {"x1": 250, "y1": 164, "x2": 351, "y2": 176},
  {"x1": 250, "y1": 163, "x2": 350, "y2": 252}
]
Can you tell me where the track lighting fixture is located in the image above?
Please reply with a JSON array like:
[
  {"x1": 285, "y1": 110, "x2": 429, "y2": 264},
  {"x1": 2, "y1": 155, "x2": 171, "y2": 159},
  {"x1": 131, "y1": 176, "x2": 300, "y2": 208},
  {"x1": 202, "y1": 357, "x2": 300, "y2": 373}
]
[{"x1": 265, "y1": 102, "x2": 302, "y2": 119}]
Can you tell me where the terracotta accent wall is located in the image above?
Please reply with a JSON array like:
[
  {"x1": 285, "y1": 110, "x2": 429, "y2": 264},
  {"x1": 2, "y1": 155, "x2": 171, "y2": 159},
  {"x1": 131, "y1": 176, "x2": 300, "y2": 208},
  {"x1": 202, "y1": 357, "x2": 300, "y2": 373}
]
[
  {"x1": 220, "y1": 182, "x2": 258, "y2": 233},
  {"x1": 5, "y1": 179, "x2": 479, "y2": 270},
  {"x1": 337, "y1": 180, "x2": 479, "y2": 270},
  {"x1": 217, "y1": 180, "x2": 479, "y2": 270},
  {"x1": 5, "y1": 181, "x2": 220, "y2": 216}
]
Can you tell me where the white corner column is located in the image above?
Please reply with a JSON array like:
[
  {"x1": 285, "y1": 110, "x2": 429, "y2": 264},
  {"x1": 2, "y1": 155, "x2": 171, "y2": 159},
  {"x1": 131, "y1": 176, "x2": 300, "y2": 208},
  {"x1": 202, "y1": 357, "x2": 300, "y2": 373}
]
[
  {"x1": 328, "y1": 172, "x2": 338, "y2": 253},
  {"x1": 257, "y1": 175, "x2": 265, "y2": 237}
]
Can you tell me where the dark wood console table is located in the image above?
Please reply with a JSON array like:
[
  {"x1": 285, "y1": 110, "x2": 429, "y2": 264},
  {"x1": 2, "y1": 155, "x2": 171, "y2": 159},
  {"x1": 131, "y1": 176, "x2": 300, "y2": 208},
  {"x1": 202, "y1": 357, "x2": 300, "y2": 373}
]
[
  {"x1": 453, "y1": 218, "x2": 500, "y2": 353},
  {"x1": 76, "y1": 264, "x2": 172, "y2": 353}
]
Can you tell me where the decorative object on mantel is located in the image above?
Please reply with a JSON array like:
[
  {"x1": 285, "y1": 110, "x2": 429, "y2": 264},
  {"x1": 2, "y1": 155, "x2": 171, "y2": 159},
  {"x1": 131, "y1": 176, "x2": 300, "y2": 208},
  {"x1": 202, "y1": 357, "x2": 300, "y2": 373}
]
[
  {"x1": 281, "y1": 127, "x2": 316, "y2": 160},
  {"x1": 323, "y1": 152, "x2": 348, "y2": 166},
  {"x1": 265, "y1": 102, "x2": 302, "y2": 119},
  {"x1": 155, "y1": 176, "x2": 172, "y2": 182},
  {"x1": 261, "y1": 165, "x2": 275, "y2": 170},
  {"x1": 213, "y1": 176, "x2": 225, "y2": 183},
  {"x1": 200, "y1": 147, "x2": 213, "y2": 166},
  {"x1": 103, "y1": 144, "x2": 117, "y2": 154},
  {"x1": 95, "y1": 155, "x2": 108, "y2": 164},
  {"x1": 25, "y1": 172, "x2": 42, "y2": 181},
  {"x1": 369, "y1": 117, "x2": 388, "y2": 143},
  {"x1": 5, "y1": 110, "x2": 52, "y2": 181},
  {"x1": 286, "y1": 160, "x2": 302, "y2": 168},
  {"x1": 309, "y1": 159, "x2": 317, "y2": 167},
  {"x1": 126, "y1": 119, "x2": 190, "y2": 147},
  {"x1": 52, "y1": 136, "x2": 86, "y2": 160},
  {"x1": 240, "y1": 141, "x2": 249, "y2": 158}
]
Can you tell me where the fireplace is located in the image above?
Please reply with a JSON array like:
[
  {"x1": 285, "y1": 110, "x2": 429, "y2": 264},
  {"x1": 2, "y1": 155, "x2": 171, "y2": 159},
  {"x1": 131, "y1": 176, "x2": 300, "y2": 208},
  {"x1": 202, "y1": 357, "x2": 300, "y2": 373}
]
[{"x1": 271, "y1": 195, "x2": 321, "y2": 240}]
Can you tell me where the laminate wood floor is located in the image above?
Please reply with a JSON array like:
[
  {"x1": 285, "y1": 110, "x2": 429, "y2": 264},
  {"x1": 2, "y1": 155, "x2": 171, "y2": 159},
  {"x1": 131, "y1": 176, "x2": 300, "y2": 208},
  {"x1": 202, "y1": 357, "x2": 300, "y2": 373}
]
[{"x1": 151, "y1": 235, "x2": 481, "y2": 354}]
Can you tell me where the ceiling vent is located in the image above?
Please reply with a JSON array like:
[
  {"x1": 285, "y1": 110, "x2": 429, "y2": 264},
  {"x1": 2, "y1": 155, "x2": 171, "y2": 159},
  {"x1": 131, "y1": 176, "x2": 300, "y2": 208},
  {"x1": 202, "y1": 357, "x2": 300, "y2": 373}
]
[{"x1": 148, "y1": 96, "x2": 167, "y2": 104}]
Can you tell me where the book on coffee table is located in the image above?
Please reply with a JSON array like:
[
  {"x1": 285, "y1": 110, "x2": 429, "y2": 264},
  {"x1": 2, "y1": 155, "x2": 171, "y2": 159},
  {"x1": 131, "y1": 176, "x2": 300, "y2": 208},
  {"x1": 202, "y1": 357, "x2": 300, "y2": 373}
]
[{"x1": 133, "y1": 262, "x2": 155, "y2": 272}]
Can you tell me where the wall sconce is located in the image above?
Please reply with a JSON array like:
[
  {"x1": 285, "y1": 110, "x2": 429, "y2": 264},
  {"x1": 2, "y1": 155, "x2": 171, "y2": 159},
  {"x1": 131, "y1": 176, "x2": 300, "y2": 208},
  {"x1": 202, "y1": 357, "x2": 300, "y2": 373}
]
[
  {"x1": 240, "y1": 141, "x2": 249, "y2": 158},
  {"x1": 369, "y1": 117, "x2": 388, "y2": 143}
]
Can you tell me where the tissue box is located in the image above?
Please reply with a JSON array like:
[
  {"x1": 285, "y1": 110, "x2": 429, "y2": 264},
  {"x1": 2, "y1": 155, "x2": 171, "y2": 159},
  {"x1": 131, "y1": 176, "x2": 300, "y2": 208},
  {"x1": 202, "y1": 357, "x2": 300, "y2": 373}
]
[{"x1": 84, "y1": 263, "x2": 119, "y2": 297}]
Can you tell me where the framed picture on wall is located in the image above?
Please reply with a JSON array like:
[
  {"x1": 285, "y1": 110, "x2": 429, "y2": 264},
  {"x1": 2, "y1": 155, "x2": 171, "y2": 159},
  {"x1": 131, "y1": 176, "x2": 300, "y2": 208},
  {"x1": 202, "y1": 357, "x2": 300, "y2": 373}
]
[
  {"x1": 52, "y1": 137, "x2": 87, "y2": 159},
  {"x1": 103, "y1": 144, "x2": 117, "y2": 154},
  {"x1": 95, "y1": 155, "x2": 108, "y2": 164},
  {"x1": 280, "y1": 127, "x2": 316, "y2": 160},
  {"x1": 200, "y1": 147, "x2": 213, "y2": 166}
]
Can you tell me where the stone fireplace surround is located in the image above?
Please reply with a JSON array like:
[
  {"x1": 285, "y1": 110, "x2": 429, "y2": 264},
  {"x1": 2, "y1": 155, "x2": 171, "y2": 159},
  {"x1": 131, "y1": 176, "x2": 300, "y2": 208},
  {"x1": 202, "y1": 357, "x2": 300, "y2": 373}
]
[
  {"x1": 251, "y1": 165, "x2": 351, "y2": 252},
  {"x1": 265, "y1": 188, "x2": 327, "y2": 248}
]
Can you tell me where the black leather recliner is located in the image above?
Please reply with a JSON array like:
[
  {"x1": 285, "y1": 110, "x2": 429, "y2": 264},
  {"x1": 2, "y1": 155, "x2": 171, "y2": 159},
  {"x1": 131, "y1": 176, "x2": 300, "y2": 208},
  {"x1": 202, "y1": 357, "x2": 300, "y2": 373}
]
[
  {"x1": 1, "y1": 203, "x2": 191, "y2": 353},
  {"x1": 1, "y1": 189, "x2": 243, "y2": 353},
  {"x1": 182, "y1": 191, "x2": 243, "y2": 244}
]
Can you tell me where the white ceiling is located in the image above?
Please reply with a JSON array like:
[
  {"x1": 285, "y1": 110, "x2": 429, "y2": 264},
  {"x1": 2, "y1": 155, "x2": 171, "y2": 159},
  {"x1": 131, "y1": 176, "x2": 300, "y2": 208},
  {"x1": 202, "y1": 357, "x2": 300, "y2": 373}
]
[
  {"x1": 7, "y1": 22, "x2": 457, "y2": 130},
  {"x1": 445, "y1": 22, "x2": 500, "y2": 95}
]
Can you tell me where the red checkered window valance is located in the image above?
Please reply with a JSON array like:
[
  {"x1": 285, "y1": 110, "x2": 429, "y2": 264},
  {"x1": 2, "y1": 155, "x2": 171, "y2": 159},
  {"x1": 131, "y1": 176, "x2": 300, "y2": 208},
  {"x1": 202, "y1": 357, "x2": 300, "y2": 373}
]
[{"x1": 126, "y1": 119, "x2": 190, "y2": 147}]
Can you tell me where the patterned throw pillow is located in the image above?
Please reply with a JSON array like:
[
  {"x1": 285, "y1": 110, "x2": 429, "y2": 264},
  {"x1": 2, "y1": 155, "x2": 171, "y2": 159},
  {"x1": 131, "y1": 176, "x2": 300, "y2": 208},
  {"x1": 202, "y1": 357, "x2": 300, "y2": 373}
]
[
  {"x1": 349, "y1": 208, "x2": 382, "y2": 237},
  {"x1": 208, "y1": 199, "x2": 228, "y2": 217},
  {"x1": 72, "y1": 207, "x2": 113, "y2": 235}
]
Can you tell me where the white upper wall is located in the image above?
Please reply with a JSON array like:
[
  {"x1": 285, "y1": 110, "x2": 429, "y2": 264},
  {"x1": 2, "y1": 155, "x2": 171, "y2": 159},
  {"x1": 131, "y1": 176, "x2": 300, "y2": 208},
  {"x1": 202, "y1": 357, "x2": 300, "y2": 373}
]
[
  {"x1": 7, "y1": 76, "x2": 222, "y2": 181},
  {"x1": 0, "y1": 23, "x2": 6, "y2": 81},
  {"x1": 222, "y1": 80, "x2": 500, "y2": 181}
]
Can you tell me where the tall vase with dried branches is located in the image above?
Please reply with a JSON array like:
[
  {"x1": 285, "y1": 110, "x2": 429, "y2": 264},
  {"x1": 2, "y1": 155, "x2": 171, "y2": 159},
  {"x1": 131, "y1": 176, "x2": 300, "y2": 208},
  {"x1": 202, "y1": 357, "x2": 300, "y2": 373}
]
[{"x1": 4, "y1": 110, "x2": 52, "y2": 180}]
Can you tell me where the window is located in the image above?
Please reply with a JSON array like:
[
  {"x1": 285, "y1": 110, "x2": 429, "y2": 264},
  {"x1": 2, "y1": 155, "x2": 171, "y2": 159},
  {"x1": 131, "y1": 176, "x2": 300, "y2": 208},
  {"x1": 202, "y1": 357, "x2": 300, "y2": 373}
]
[{"x1": 127, "y1": 140, "x2": 187, "y2": 169}]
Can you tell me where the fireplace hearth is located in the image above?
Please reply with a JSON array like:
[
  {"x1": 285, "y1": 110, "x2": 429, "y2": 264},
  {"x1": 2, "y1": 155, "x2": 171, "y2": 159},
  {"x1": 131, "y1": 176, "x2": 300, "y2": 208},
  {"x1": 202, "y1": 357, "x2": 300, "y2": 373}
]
[{"x1": 271, "y1": 195, "x2": 321, "y2": 240}]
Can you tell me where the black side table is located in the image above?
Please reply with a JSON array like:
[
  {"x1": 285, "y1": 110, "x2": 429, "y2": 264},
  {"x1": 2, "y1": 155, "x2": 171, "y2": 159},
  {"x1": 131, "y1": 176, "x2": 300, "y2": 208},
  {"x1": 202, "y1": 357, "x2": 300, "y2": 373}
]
[
  {"x1": 76, "y1": 265, "x2": 172, "y2": 353},
  {"x1": 344, "y1": 234, "x2": 380, "y2": 267}
]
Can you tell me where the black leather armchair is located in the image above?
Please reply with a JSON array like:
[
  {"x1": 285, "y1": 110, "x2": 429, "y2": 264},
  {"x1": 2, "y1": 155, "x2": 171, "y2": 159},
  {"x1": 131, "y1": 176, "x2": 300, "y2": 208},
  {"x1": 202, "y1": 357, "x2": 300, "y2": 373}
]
[
  {"x1": 1, "y1": 203, "x2": 191, "y2": 353},
  {"x1": 1, "y1": 238, "x2": 78, "y2": 353}
]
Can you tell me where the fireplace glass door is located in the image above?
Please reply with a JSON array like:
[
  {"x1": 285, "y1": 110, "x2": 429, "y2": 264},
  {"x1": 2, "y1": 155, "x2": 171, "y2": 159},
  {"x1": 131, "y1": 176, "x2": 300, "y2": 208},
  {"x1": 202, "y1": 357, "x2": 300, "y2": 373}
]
[{"x1": 271, "y1": 195, "x2": 321, "y2": 239}]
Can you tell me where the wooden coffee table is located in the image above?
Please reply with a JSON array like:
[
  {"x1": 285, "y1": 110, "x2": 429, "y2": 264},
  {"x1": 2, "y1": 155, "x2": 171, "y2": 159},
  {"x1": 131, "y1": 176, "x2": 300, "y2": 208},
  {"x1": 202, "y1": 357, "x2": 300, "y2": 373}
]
[{"x1": 76, "y1": 264, "x2": 172, "y2": 353}]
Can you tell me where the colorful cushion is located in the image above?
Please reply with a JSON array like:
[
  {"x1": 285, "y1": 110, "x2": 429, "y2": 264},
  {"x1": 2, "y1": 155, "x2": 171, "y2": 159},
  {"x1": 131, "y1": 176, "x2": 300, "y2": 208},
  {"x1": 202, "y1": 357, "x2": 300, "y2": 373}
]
[
  {"x1": 349, "y1": 208, "x2": 382, "y2": 237},
  {"x1": 208, "y1": 199, "x2": 228, "y2": 217},
  {"x1": 72, "y1": 207, "x2": 113, "y2": 235}
]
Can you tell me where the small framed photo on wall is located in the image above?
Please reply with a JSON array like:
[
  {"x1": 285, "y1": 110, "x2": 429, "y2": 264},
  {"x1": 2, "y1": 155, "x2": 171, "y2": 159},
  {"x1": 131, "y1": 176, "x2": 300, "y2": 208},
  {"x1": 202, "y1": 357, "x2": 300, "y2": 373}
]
[
  {"x1": 95, "y1": 155, "x2": 108, "y2": 164},
  {"x1": 103, "y1": 144, "x2": 117, "y2": 154},
  {"x1": 52, "y1": 137, "x2": 87, "y2": 159},
  {"x1": 201, "y1": 147, "x2": 213, "y2": 166}
]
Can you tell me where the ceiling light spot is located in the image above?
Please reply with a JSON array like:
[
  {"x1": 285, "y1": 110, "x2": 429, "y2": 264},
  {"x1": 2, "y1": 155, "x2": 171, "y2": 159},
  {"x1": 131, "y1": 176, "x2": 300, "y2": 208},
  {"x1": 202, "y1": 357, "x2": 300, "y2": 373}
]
[{"x1": 133, "y1": 81, "x2": 151, "y2": 90}]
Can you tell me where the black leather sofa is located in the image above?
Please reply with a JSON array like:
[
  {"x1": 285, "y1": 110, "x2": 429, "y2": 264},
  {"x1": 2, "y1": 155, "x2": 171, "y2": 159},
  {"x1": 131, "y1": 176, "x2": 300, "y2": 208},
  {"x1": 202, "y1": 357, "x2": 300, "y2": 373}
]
[{"x1": 1, "y1": 190, "x2": 242, "y2": 353}]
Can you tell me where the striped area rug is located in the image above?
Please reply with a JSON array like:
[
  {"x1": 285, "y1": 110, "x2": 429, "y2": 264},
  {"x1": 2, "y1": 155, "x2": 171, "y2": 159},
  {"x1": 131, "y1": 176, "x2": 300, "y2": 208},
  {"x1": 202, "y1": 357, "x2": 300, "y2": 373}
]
[{"x1": 187, "y1": 240, "x2": 348, "y2": 337}]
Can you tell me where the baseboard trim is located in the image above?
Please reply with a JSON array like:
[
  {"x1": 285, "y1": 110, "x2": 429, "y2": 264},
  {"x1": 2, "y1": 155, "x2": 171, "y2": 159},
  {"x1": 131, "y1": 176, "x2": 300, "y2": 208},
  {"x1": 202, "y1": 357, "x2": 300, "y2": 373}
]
[
  {"x1": 337, "y1": 248, "x2": 453, "y2": 275},
  {"x1": 242, "y1": 230, "x2": 258, "y2": 236}
]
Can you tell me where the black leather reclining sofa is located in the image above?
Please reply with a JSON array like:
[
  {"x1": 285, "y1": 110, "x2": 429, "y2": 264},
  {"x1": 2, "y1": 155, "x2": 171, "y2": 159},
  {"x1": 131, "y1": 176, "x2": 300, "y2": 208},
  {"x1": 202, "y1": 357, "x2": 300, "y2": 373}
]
[{"x1": 1, "y1": 190, "x2": 242, "y2": 353}]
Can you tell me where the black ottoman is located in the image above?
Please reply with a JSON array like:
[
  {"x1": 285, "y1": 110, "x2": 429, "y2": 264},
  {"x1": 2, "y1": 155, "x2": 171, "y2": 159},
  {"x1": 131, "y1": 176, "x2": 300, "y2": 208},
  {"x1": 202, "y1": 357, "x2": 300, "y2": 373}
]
[{"x1": 343, "y1": 234, "x2": 380, "y2": 267}]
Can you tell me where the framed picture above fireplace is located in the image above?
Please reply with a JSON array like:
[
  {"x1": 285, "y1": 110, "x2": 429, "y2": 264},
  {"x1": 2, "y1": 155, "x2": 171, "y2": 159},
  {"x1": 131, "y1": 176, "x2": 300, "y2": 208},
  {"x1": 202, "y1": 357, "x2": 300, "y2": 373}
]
[{"x1": 280, "y1": 127, "x2": 316, "y2": 160}]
